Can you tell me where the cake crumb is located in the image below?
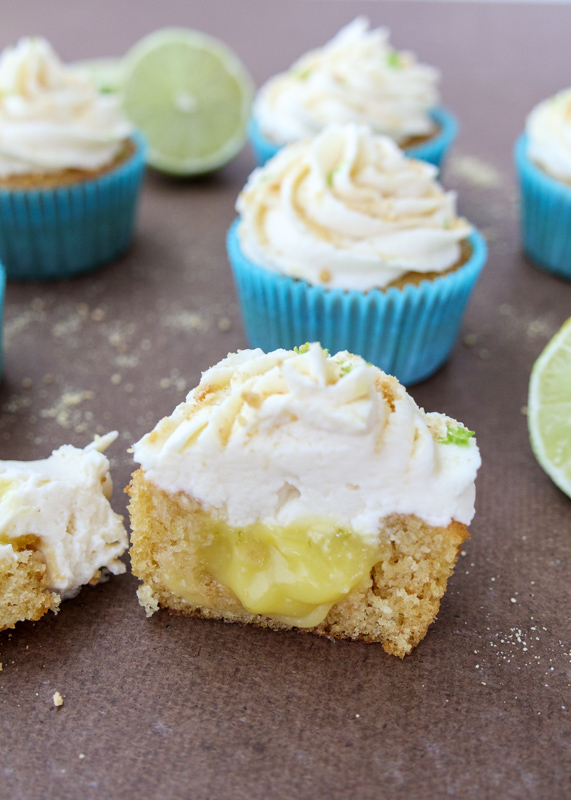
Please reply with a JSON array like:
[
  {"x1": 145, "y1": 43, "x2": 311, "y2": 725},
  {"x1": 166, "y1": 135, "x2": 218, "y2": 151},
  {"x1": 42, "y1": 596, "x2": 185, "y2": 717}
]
[
  {"x1": 164, "y1": 311, "x2": 208, "y2": 333},
  {"x1": 137, "y1": 584, "x2": 159, "y2": 617},
  {"x1": 53, "y1": 691, "x2": 64, "y2": 707},
  {"x1": 449, "y1": 155, "x2": 501, "y2": 188}
]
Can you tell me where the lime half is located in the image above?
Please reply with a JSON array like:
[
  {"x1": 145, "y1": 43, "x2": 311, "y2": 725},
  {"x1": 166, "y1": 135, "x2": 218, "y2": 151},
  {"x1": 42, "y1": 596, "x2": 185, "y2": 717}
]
[
  {"x1": 122, "y1": 28, "x2": 254, "y2": 175},
  {"x1": 71, "y1": 57, "x2": 125, "y2": 93},
  {"x1": 528, "y1": 317, "x2": 571, "y2": 498}
]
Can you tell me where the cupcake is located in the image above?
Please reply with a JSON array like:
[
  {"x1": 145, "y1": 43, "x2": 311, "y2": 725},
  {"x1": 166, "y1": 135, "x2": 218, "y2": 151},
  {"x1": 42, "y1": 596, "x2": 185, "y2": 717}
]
[
  {"x1": 229, "y1": 123, "x2": 487, "y2": 385},
  {"x1": 0, "y1": 37, "x2": 146, "y2": 281},
  {"x1": 0, "y1": 432, "x2": 128, "y2": 631},
  {"x1": 128, "y1": 344, "x2": 481, "y2": 658},
  {"x1": 249, "y1": 17, "x2": 457, "y2": 168},
  {"x1": 515, "y1": 89, "x2": 571, "y2": 280}
]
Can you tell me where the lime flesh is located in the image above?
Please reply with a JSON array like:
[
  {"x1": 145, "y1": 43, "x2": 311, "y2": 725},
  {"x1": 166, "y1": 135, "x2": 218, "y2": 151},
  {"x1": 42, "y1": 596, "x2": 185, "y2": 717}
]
[
  {"x1": 528, "y1": 317, "x2": 571, "y2": 498},
  {"x1": 122, "y1": 28, "x2": 253, "y2": 175}
]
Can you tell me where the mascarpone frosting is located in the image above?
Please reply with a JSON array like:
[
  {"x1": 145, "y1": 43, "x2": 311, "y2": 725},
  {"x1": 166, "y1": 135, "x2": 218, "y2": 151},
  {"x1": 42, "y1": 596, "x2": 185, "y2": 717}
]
[
  {"x1": 133, "y1": 344, "x2": 480, "y2": 537},
  {"x1": 237, "y1": 123, "x2": 472, "y2": 290},
  {"x1": 0, "y1": 432, "x2": 128, "y2": 599},
  {"x1": 0, "y1": 37, "x2": 132, "y2": 177},
  {"x1": 254, "y1": 17, "x2": 439, "y2": 146},
  {"x1": 526, "y1": 88, "x2": 571, "y2": 183}
]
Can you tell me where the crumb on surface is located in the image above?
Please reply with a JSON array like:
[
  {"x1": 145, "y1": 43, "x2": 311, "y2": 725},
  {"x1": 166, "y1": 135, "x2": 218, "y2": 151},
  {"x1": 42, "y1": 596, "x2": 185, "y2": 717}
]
[{"x1": 53, "y1": 691, "x2": 64, "y2": 707}]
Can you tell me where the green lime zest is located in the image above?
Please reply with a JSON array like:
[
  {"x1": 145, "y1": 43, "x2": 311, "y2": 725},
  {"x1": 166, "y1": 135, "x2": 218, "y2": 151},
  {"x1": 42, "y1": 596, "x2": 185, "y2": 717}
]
[
  {"x1": 294, "y1": 67, "x2": 312, "y2": 81},
  {"x1": 387, "y1": 50, "x2": 401, "y2": 68},
  {"x1": 294, "y1": 343, "x2": 329, "y2": 356},
  {"x1": 437, "y1": 425, "x2": 475, "y2": 446},
  {"x1": 326, "y1": 159, "x2": 350, "y2": 187}
]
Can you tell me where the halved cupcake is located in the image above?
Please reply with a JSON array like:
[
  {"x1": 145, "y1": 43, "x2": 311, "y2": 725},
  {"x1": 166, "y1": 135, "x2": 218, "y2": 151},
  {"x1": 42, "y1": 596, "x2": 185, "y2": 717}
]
[
  {"x1": 128, "y1": 344, "x2": 481, "y2": 658},
  {"x1": 0, "y1": 433, "x2": 128, "y2": 631}
]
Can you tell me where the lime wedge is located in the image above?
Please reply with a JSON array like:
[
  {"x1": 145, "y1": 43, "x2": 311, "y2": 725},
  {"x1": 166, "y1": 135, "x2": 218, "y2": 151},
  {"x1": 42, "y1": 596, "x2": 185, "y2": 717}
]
[
  {"x1": 71, "y1": 57, "x2": 125, "y2": 93},
  {"x1": 122, "y1": 28, "x2": 254, "y2": 175},
  {"x1": 528, "y1": 317, "x2": 571, "y2": 498}
]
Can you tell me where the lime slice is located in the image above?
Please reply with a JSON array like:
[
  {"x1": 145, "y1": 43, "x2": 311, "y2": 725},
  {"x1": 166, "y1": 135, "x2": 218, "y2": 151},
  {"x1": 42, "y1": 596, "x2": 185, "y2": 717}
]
[
  {"x1": 528, "y1": 317, "x2": 571, "y2": 498},
  {"x1": 71, "y1": 57, "x2": 125, "y2": 93},
  {"x1": 122, "y1": 28, "x2": 254, "y2": 175}
]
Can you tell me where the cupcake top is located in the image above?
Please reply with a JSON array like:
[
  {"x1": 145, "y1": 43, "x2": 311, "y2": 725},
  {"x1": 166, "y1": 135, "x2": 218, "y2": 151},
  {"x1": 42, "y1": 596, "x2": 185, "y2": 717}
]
[
  {"x1": 0, "y1": 432, "x2": 128, "y2": 598},
  {"x1": 237, "y1": 123, "x2": 472, "y2": 290},
  {"x1": 526, "y1": 88, "x2": 571, "y2": 183},
  {"x1": 133, "y1": 344, "x2": 480, "y2": 537},
  {"x1": 253, "y1": 17, "x2": 439, "y2": 146},
  {"x1": 0, "y1": 37, "x2": 132, "y2": 178}
]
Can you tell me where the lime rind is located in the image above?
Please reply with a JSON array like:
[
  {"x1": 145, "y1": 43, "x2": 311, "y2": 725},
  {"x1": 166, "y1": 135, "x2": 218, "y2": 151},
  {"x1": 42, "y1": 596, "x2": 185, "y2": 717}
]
[
  {"x1": 121, "y1": 28, "x2": 254, "y2": 175},
  {"x1": 528, "y1": 317, "x2": 571, "y2": 497}
]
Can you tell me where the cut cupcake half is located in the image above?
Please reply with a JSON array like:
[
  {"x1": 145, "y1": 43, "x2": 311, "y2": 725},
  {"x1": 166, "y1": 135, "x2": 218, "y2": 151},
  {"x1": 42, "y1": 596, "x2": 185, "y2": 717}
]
[{"x1": 128, "y1": 344, "x2": 480, "y2": 657}]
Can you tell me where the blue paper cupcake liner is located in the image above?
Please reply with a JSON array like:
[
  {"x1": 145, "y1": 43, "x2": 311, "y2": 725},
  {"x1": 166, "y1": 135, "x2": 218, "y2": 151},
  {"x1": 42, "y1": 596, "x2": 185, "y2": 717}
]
[
  {"x1": 405, "y1": 107, "x2": 458, "y2": 169},
  {"x1": 0, "y1": 133, "x2": 146, "y2": 281},
  {"x1": 227, "y1": 220, "x2": 487, "y2": 385},
  {"x1": 515, "y1": 133, "x2": 571, "y2": 280},
  {"x1": 248, "y1": 107, "x2": 458, "y2": 169}
]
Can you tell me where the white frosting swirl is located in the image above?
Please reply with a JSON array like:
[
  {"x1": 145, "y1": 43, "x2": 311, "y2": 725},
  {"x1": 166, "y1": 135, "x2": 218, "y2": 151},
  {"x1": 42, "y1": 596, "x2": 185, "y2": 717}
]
[
  {"x1": 0, "y1": 433, "x2": 128, "y2": 599},
  {"x1": 0, "y1": 37, "x2": 132, "y2": 177},
  {"x1": 526, "y1": 89, "x2": 571, "y2": 182},
  {"x1": 254, "y1": 17, "x2": 439, "y2": 146},
  {"x1": 133, "y1": 344, "x2": 480, "y2": 537},
  {"x1": 237, "y1": 124, "x2": 472, "y2": 290}
]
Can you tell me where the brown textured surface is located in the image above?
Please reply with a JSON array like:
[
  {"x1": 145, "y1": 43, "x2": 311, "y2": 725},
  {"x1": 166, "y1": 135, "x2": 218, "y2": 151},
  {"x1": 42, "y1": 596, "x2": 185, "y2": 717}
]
[{"x1": 0, "y1": 1, "x2": 570, "y2": 798}]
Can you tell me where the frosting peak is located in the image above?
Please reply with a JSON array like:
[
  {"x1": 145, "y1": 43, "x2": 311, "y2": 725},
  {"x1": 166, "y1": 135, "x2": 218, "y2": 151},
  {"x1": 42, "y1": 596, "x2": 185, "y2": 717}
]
[
  {"x1": 254, "y1": 17, "x2": 440, "y2": 146},
  {"x1": 526, "y1": 88, "x2": 571, "y2": 182},
  {"x1": 133, "y1": 346, "x2": 480, "y2": 535},
  {"x1": 0, "y1": 37, "x2": 132, "y2": 177},
  {"x1": 237, "y1": 123, "x2": 472, "y2": 290}
]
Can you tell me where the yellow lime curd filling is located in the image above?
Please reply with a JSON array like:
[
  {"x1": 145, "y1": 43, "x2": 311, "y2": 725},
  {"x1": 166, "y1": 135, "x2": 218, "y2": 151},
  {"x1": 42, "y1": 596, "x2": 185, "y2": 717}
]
[{"x1": 161, "y1": 514, "x2": 381, "y2": 628}]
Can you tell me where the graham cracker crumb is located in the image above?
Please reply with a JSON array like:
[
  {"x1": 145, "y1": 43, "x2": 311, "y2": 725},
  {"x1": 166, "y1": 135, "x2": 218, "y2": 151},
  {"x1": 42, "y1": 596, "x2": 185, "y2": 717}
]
[{"x1": 53, "y1": 691, "x2": 64, "y2": 708}]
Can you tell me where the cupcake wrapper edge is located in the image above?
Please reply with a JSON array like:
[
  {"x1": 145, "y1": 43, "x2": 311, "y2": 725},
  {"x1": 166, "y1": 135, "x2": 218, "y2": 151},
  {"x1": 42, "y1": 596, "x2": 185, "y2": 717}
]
[
  {"x1": 227, "y1": 220, "x2": 487, "y2": 385},
  {"x1": 0, "y1": 133, "x2": 146, "y2": 281},
  {"x1": 248, "y1": 107, "x2": 458, "y2": 169}
]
